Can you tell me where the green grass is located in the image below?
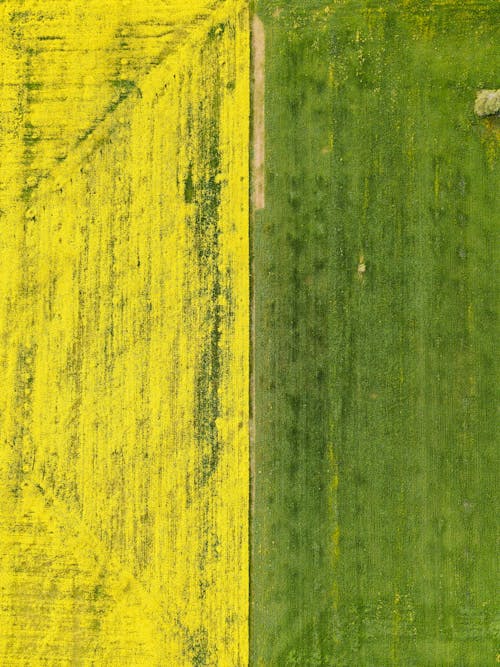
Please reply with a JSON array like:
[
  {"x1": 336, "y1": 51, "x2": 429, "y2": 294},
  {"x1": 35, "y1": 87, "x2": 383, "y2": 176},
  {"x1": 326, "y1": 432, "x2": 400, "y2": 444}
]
[{"x1": 251, "y1": 2, "x2": 499, "y2": 665}]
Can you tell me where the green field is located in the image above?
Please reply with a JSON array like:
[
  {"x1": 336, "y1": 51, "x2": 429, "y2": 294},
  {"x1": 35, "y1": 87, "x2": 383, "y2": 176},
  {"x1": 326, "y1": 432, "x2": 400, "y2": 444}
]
[{"x1": 251, "y1": 2, "x2": 499, "y2": 665}]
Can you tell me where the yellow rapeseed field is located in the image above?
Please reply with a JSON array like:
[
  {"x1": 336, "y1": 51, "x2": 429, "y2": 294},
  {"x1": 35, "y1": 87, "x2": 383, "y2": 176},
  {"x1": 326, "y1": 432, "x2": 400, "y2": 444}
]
[{"x1": 0, "y1": 1, "x2": 249, "y2": 664}]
